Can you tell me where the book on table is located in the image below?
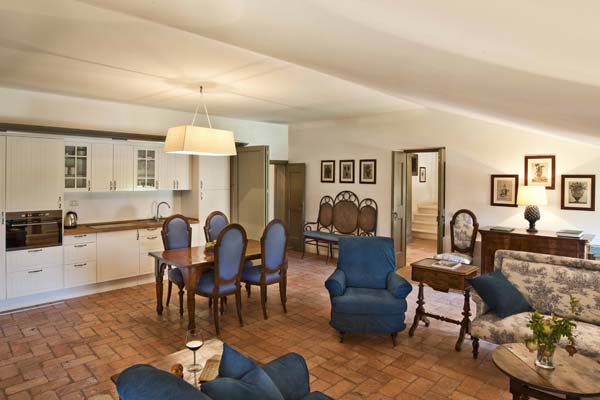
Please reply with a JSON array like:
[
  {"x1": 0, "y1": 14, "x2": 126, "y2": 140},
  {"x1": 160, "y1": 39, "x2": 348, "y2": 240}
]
[
  {"x1": 432, "y1": 260, "x2": 462, "y2": 270},
  {"x1": 490, "y1": 226, "x2": 514, "y2": 232},
  {"x1": 556, "y1": 230, "x2": 584, "y2": 238}
]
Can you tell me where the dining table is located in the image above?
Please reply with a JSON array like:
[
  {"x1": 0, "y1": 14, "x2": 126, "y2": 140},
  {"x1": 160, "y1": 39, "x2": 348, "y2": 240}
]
[{"x1": 149, "y1": 239, "x2": 262, "y2": 331}]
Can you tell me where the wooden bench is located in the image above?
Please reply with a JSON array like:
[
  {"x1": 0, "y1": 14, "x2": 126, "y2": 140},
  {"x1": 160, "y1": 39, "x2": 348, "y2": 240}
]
[{"x1": 302, "y1": 190, "x2": 378, "y2": 262}]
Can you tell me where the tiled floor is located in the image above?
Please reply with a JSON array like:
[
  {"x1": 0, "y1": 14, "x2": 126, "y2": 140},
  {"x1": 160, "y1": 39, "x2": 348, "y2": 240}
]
[{"x1": 0, "y1": 245, "x2": 513, "y2": 400}]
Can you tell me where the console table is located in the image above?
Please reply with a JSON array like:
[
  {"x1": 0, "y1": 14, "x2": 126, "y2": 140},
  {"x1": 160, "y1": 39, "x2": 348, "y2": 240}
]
[{"x1": 479, "y1": 227, "x2": 593, "y2": 274}]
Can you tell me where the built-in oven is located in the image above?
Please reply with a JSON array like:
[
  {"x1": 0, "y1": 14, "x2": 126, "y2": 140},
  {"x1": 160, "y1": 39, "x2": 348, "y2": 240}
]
[{"x1": 5, "y1": 210, "x2": 63, "y2": 251}]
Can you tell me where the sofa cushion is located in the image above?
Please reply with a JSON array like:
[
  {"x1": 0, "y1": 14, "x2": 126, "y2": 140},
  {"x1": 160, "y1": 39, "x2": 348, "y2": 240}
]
[
  {"x1": 468, "y1": 270, "x2": 531, "y2": 318},
  {"x1": 498, "y1": 252, "x2": 600, "y2": 325},
  {"x1": 472, "y1": 312, "x2": 600, "y2": 361},
  {"x1": 301, "y1": 392, "x2": 332, "y2": 400},
  {"x1": 201, "y1": 366, "x2": 284, "y2": 400},
  {"x1": 332, "y1": 287, "x2": 407, "y2": 315},
  {"x1": 262, "y1": 353, "x2": 310, "y2": 400},
  {"x1": 218, "y1": 343, "x2": 256, "y2": 380}
]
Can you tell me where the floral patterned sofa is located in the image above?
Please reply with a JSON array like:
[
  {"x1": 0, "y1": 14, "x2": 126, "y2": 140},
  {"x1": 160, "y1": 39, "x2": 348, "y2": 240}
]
[{"x1": 471, "y1": 250, "x2": 600, "y2": 361}]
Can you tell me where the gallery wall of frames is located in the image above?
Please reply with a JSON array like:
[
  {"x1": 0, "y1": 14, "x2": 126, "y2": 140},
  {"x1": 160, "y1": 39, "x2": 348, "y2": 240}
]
[{"x1": 320, "y1": 159, "x2": 377, "y2": 184}]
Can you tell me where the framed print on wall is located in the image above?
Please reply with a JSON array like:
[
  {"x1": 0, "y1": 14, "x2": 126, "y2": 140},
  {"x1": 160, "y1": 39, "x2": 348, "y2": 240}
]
[
  {"x1": 525, "y1": 155, "x2": 556, "y2": 189},
  {"x1": 491, "y1": 175, "x2": 519, "y2": 207},
  {"x1": 339, "y1": 160, "x2": 355, "y2": 183},
  {"x1": 419, "y1": 167, "x2": 426, "y2": 183},
  {"x1": 321, "y1": 160, "x2": 335, "y2": 183},
  {"x1": 561, "y1": 175, "x2": 595, "y2": 211},
  {"x1": 359, "y1": 159, "x2": 377, "y2": 184}
]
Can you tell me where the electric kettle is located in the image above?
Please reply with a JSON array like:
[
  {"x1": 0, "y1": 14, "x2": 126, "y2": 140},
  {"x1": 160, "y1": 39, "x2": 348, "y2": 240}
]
[{"x1": 64, "y1": 211, "x2": 78, "y2": 229}]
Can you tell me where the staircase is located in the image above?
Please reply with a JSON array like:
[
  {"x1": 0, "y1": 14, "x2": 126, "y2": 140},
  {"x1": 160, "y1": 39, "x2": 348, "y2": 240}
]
[{"x1": 412, "y1": 202, "x2": 438, "y2": 240}]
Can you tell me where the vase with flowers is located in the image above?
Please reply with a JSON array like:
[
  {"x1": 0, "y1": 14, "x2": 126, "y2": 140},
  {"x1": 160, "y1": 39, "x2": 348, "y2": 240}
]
[{"x1": 525, "y1": 295, "x2": 579, "y2": 369}]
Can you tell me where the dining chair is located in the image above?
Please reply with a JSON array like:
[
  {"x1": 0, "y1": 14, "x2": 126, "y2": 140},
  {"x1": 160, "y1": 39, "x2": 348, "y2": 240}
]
[
  {"x1": 203, "y1": 211, "x2": 229, "y2": 242},
  {"x1": 161, "y1": 214, "x2": 192, "y2": 317},
  {"x1": 241, "y1": 219, "x2": 289, "y2": 320},
  {"x1": 434, "y1": 209, "x2": 479, "y2": 264},
  {"x1": 195, "y1": 223, "x2": 248, "y2": 335}
]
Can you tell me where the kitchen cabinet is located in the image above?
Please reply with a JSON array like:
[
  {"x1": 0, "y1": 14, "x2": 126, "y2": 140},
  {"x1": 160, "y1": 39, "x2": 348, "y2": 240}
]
[
  {"x1": 6, "y1": 136, "x2": 63, "y2": 212},
  {"x1": 6, "y1": 246, "x2": 64, "y2": 298},
  {"x1": 97, "y1": 230, "x2": 140, "y2": 282},
  {"x1": 64, "y1": 233, "x2": 97, "y2": 288},
  {"x1": 64, "y1": 142, "x2": 91, "y2": 192},
  {"x1": 0, "y1": 136, "x2": 5, "y2": 300},
  {"x1": 138, "y1": 227, "x2": 163, "y2": 274},
  {"x1": 134, "y1": 146, "x2": 158, "y2": 191},
  {"x1": 190, "y1": 223, "x2": 201, "y2": 247},
  {"x1": 91, "y1": 143, "x2": 134, "y2": 192},
  {"x1": 199, "y1": 155, "x2": 229, "y2": 190},
  {"x1": 176, "y1": 155, "x2": 191, "y2": 190},
  {"x1": 158, "y1": 151, "x2": 191, "y2": 190}
]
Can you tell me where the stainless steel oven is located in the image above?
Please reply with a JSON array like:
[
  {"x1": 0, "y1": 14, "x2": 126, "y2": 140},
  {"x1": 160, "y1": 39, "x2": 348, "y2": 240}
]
[{"x1": 6, "y1": 210, "x2": 63, "y2": 251}]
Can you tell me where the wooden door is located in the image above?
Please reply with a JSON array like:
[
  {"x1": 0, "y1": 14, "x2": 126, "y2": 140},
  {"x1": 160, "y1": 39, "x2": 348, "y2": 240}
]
[
  {"x1": 113, "y1": 144, "x2": 134, "y2": 191},
  {"x1": 97, "y1": 230, "x2": 140, "y2": 282},
  {"x1": 286, "y1": 163, "x2": 306, "y2": 251},
  {"x1": 6, "y1": 136, "x2": 63, "y2": 211},
  {"x1": 91, "y1": 143, "x2": 113, "y2": 192},
  {"x1": 230, "y1": 146, "x2": 268, "y2": 240},
  {"x1": 391, "y1": 151, "x2": 409, "y2": 268},
  {"x1": 437, "y1": 148, "x2": 447, "y2": 253},
  {"x1": 273, "y1": 163, "x2": 287, "y2": 221},
  {"x1": 0, "y1": 136, "x2": 5, "y2": 300}
]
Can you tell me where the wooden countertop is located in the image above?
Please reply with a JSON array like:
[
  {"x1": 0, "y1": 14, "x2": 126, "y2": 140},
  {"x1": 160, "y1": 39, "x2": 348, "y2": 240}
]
[{"x1": 64, "y1": 216, "x2": 200, "y2": 236}]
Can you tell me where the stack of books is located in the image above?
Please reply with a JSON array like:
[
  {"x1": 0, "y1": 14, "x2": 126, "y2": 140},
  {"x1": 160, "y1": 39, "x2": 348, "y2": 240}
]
[
  {"x1": 556, "y1": 230, "x2": 584, "y2": 238},
  {"x1": 490, "y1": 226, "x2": 514, "y2": 232}
]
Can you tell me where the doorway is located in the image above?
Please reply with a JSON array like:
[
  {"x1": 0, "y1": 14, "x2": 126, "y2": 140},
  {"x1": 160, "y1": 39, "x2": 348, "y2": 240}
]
[
  {"x1": 272, "y1": 161, "x2": 306, "y2": 251},
  {"x1": 392, "y1": 148, "x2": 446, "y2": 268}
]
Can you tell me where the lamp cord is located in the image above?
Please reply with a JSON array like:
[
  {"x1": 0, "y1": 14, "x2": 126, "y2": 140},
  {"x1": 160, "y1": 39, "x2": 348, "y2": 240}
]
[{"x1": 190, "y1": 86, "x2": 212, "y2": 128}]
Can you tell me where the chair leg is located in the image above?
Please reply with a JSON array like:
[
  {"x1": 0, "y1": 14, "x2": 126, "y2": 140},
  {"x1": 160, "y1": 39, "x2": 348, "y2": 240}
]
[
  {"x1": 326, "y1": 243, "x2": 332, "y2": 264},
  {"x1": 279, "y1": 275, "x2": 287, "y2": 313},
  {"x1": 260, "y1": 284, "x2": 268, "y2": 320},
  {"x1": 235, "y1": 290, "x2": 244, "y2": 327},
  {"x1": 391, "y1": 332, "x2": 398, "y2": 347},
  {"x1": 316, "y1": 240, "x2": 320, "y2": 256},
  {"x1": 245, "y1": 282, "x2": 251, "y2": 298},
  {"x1": 220, "y1": 297, "x2": 225, "y2": 316},
  {"x1": 472, "y1": 338, "x2": 480, "y2": 359},
  {"x1": 178, "y1": 286, "x2": 184, "y2": 317},
  {"x1": 301, "y1": 239, "x2": 306, "y2": 259},
  {"x1": 208, "y1": 298, "x2": 212, "y2": 308},
  {"x1": 212, "y1": 296, "x2": 220, "y2": 336},
  {"x1": 339, "y1": 331, "x2": 346, "y2": 343},
  {"x1": 166, "y1": 280, "x2": 173, "y2": 306}
]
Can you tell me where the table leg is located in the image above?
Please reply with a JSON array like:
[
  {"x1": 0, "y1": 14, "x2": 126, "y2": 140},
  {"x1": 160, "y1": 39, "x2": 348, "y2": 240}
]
[
  {"x1": 409, "y1": 282, "x2": 427, "y2": 337},
  {"x1": 455, "y1": 288, "x2": 471, "y2": 351},
  {"x1": 155, "y1": 259, "x2": 165, "y2": 315},
  {"x1": 182, "y1": 268, "x2": 200, "y2": 331}
]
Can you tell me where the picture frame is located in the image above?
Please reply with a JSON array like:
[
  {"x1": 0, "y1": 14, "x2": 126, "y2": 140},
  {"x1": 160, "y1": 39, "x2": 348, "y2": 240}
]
[
  {"x1": 525, "y1": 155, "x2": 556, "y2": 190},
  {"x1": 339, "y1": 160, "x2": 355, "y2": 183},
  {"x1": 320, "y1": 160, "x2": 335, "y2": 183},
  {"x1": 491, "y1": 175, "x2": 519, "y2": 207},
  {"x1": 419, "y1": 167, "x2": 426, "y2": 183},
  {"x1": 561, "y1": 175, "x2": 595, "y2": 211},
  {"x1": 359, "y1": 159, "x2": 377, "y2": 184}
]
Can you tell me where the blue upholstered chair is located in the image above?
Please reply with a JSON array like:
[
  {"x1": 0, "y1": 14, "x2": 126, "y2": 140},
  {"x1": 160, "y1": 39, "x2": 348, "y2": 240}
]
[
  {"x1": 241, "y1": 219, "x2": 288, "y2": 319},
  {"x1": 204, "y1": 211, "x2": 229, "y2": 243},
  {"x1": 196, "y1": 224, "x2": 248, "y2": 335},
  {"x1": 325, "y1": 236, "x2": 413, "y2": 346},
  {"x1": 161, "y1": 215, "x2": 192, "y2": 316}
]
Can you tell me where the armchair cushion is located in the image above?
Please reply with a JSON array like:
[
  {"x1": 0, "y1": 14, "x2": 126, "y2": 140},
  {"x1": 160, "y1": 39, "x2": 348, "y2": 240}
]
[
  {"x1": 468, "y1": 270, "x2": 531, "y2": 318},
  {"x1": 435, "y1": 252, "x2": 473, "y2": 265},
  {"x1": 196, "y1": 272, "x2": 237, "y2": 296},
  {"x1": 386, "y1": 272, "x2": 413, "y2": 299},
  {"x1": 218, "y1": 343, "x2": 256, "y2": 380},
  {"x1": 262, "y1": 353, "x2": 310, "y2": 400},
  {"x1": 303, "y1": 231, "x2": 340, "y2": 242},
  {"x1": 331, "y1": 287, "x2": 407, "y2": 315},
  {"x1": 201, "y1": 366, "x2": 284, "y2": 400},
  {"x1": 325, "y1": 269, "x2": 346, "y2": 297},
  {"x1": 337, "y1": 236, "x2": 395, "y2": 289}
]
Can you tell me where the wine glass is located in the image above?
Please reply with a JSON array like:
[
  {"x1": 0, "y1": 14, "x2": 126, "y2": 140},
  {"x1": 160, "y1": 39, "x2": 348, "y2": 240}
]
[{"x1": 186, "y1": 329, "x2": 204, "y2": 372}]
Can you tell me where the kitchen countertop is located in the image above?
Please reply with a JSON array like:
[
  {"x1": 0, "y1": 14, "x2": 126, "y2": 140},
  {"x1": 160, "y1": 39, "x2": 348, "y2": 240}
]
[{"x1": 64, "y1": 216, "x2": 200, "y2": 236}]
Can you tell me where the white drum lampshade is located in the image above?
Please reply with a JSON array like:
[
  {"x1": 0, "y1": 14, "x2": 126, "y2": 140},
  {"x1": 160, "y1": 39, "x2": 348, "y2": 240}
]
[{"x1": 164, "y1": 125, "x2": 237, "y2": 156}]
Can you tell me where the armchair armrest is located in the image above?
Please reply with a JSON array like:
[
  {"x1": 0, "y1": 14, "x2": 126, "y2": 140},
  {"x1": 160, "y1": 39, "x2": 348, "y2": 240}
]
[
  {"x1": 471, "y1": 290, "x2": 489, "y2": 318},
  {"x1": 262, "y1": 353, "x2": 310, "y2": 400},
  {"x1": 325, "y1": 269, "x2": 346, "y2": 298},
  {"x1": 386, "y1": 272, "x2": 412, "y2": 299}
]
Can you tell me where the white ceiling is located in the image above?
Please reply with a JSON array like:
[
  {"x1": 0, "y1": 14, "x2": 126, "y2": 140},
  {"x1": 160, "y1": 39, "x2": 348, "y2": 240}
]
[{"x1": 2, "y1": 0, "x2": 600, "y2": 140}]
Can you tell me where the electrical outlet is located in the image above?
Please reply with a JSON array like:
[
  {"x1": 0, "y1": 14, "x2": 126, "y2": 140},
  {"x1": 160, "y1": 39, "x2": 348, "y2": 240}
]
[{"x1": 69, "y1": 200, "x2": 79, "y2": 207}]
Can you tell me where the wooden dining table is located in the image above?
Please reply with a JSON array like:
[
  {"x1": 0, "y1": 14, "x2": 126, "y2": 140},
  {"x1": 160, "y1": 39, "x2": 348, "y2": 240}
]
[{"x1": 149, "y1": 239, "x2": 262, "y2": 331}]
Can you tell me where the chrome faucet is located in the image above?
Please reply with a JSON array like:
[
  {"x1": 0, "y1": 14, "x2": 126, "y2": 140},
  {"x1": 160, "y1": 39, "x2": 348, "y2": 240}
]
[{"x1": 155, "y1": 201, "x2": 171, "y2": 222}]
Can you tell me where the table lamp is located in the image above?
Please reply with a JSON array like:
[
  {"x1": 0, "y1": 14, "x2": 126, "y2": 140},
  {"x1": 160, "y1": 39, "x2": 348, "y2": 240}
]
[{"x1": 517, "y1": 186, "x2": 548, "y2": 233}]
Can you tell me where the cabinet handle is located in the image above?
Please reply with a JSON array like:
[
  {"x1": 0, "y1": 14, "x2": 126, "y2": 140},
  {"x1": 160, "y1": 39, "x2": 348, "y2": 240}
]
[
  {"x1": 1, "y1": 211, "x2": 4, "y2": 225},
  {"x1": 74, "y1": 244, "x2": 87, "y2": 248},
  {"x1": 28, "y1": 249, "x2": 43, "y2": 253},
  {"x1": 74, "y1": 234, "x2": 87, "y2": 239},
  {"x1": 146, "y1": 228, "x2": 157, "y2": 231},
  {"x1": 88, "y1": 180, "x2": 91, "y2": 191},
  {"x1": 114, "y1": 180, "x2": 117, "y2": 191},
  {"x1": 200, "y1": 180, "x2": 203, "y2": 189},
  {"x1": 74, "y1": 263, "x2": 87, "y2": 268},
  {"x1": 28, "y1": 269, "x2": 43, "y2": 274},
  {"x1": 200, "y1": 192, "x2": 203, "y2": 200},
  {"x1": 147, "y1": 236, "x2": 158, "y2": 240},
  {"x1": 58, "y1": 195, "x2": 62, "y2": 209},
  {"x1": 173, "y1": 180, "x2": 175, "y2": 189}
]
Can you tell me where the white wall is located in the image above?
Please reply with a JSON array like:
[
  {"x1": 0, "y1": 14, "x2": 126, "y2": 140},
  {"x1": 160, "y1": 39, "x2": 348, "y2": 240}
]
[
  {"x1": 412, "y1": 152, "x2": 438, "y2": 206},
  {"x1": 289, "y1": 109, "x2": 600, "y2": 246}
]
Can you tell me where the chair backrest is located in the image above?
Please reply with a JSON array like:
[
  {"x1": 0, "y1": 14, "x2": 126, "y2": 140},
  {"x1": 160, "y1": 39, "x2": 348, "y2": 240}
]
[
  {"x1": 316, "y1": 196, "x2": 334, "y2": 232},
  {"x1": 214, "y1": 224, "x2": 248, "y2": 286},
  {"x1": 332, "y1": 191, "x2": 359, "y2": 234},
  {"x1": 204, "y1": 211, "x2": 229, "y2": 243},
  {"x1": 261, "y1": 219, "x2": 289, "y2": 273},
  {"x1": 161, "y1": 214, "x2": 191, "y2": 250},
  {"x1": 450, "y1": 209, "x2": 479, "y2": 256},
  {"x1": 357, "y1": 198, "x2": 378, "y2": 236},
  {"x1": 337, "y1": 236, "x2": 395, "y2": 289}
]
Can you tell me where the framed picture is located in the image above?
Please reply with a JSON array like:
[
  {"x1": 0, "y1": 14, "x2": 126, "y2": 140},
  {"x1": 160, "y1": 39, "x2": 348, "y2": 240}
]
[
  {"x1": 419, "y1": 167, "x2": 426, "y2": 183},
  {"x1": 561, "y1": 175, "x2": 595, "y2": 211},
  {"x1": 359, "y1": 159, "x2": 377, "y2": 184},
  {"x1": 320, "y1": 160, "x2": 335, "y2": 183},
  {"x1": 525, "y1": 155, "x2": 555, "y2": 190},
  {"x1": 339, "y1": 160, "x2": 355, "y2": 183},
  {"x1": 491, "y1": 175, "x2": 519, "y2": 207}
]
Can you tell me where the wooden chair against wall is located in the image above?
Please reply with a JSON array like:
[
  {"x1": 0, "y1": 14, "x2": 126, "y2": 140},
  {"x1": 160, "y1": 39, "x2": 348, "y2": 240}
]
[
  {"x1": 302, "y1": 195, "x2": 334, "y2": 260},
  {"x1": 435, "y1": 209, "x2": 479, "y2": 264}
]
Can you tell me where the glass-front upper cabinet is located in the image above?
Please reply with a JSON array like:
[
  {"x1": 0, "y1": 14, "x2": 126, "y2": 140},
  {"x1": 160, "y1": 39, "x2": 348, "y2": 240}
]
[
  {"x1": 64, "y1": 143, "x2": 91, "y2": 192},
  {"x1": 134, "y1": 147, "x2": 157, "y2": 190}
]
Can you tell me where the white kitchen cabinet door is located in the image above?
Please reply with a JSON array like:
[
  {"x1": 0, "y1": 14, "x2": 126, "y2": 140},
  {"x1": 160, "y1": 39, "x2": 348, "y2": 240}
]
[
  {"x1": 6, "y1": 136, "x2": 63, "y2": 212},
  {"x1": 134, "y1": 146, "x2": 158, "y2": 191},
  {"x1": 139, "y1": 232, "x2": 163, "y2": 275},
  {"x1": 175, "y1": 155, "x2": 191, "y2": 190},
  {"x1": 199, "y1": 156, "x2": 230, "y2": 190},
  {"x1": 113, "y1": 144, "x2": 134, "y2": 191},
  {"x1": 64, "y1": 142, "x2": 92, "y2": 192},
  {"x1": 97, "y1": 230, "x2": 140, "y2": 282},
  {"x1": 0, "y1": 136, "x2": 5, "y2": 300},
  {"x1": 91, "y1": 143, "x2": 113, "y2": 192},
  {"x1": 7, "y1": 266, "x2": 63, "y2": 298},
  {"x1": 158, "y1": 151, "x2": 177, "y2": 190}
]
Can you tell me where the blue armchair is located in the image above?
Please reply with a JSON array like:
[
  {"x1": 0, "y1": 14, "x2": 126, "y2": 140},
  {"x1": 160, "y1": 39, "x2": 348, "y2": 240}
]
[{"x1": 325, "y1": 236, "x2": 413, "y2": 346}]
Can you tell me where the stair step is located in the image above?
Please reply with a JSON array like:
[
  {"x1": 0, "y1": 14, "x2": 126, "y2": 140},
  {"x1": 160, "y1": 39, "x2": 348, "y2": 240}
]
[
  {"x1": 412, "y1": 218, "x2": 436, "y2": 226},
  {"x1": 413, "y1": 231, "x2": 438, "y2": 240},
  {"x1": 412, "y1": 227, "x2": 437, "y2": 235},
  {"x1": 413, "y1": 213, "x2": 437, "y2": 221}
]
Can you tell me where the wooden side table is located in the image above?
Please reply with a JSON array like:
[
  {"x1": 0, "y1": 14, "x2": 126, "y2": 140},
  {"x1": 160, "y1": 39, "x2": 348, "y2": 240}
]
[
  {"x1": 493, "y1": 343, "x2": 600, "y2": 399},
  {"x1": 409, "y1": 258, "x2": 479, "y2": 351}
]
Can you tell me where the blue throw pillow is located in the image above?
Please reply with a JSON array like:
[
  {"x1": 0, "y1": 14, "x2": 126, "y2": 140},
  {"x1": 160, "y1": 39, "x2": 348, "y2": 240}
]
[
  {"x1": 201, "y1": 366, "x2": 284, "y2": 400},
  {"x1": 468, "y1": 270, "x2": 531, "y2": 318},
  {"x1": 117, "y1": 364, "x2": 209, "y2": 400},
  {"x1": 218, "y1": 343, "x2": 257, "y2": 379}
]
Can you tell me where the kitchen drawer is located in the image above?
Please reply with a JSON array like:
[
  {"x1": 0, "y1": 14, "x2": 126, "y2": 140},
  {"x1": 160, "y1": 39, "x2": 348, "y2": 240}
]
[
  {"x1": 64, "y1": 261, "x2": 97, "y2": 288},
  {"x1": 64, "y1": 233, "x2": 97, "y2": 245},
  {"x1": 7, "y1": 265, "x2": 63, "y2": 298},
  {"x1": 64, "y1": 242, "x2": 97, "y2": 264},
  {"x1": 6, "y1": 246, "x2": 63, "y2": 272},
  {"x1": 138, "y1": 227, "x2": 161, "y2": 237},
  {"x1": 139, "y1": 254, "x2": 156, "y2": 275},
  {"x1": 139, "y1": 234, "x2": 164, "y2": 253}
]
